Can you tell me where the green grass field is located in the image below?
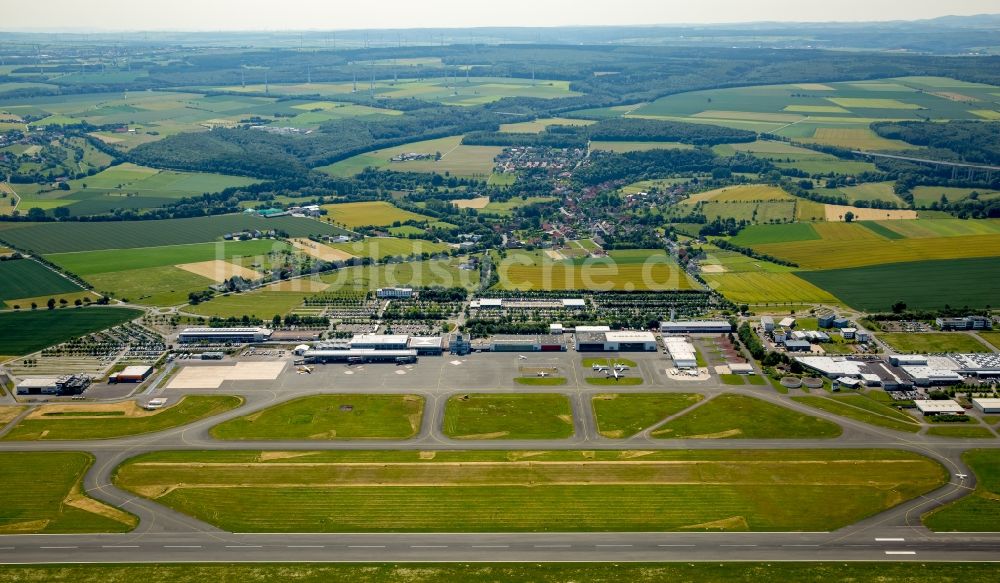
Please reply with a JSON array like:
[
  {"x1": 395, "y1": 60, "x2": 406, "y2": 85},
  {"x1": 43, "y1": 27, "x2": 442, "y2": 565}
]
[
  {"x1": 651, "y1": 394, "x2": 842, "y2": 439},
  {"x1": 112, "y1": 448, "x2": 946, "y2": 533},
  {"x1": 730, "y1": 223, "x2": 821, "y2": 246},
  {"x1": 912, "y1": 186, "x2": 1000, "y2": 207},
  {"x1": 3, "y1": 396, "x2": 243, "y2": 441},
  {"x1": 514, "y1": 377, "x2": 569, "y2": 386},
  {"x1": 48, "y1": 239, "x2": 288, "y2": 276},
  {"x1": 320, "y1": 201, "x2": 434, "y2": 228},
  {"x1": 3, "y1": 562, "x2": 999, "y2": 583},
  {"x1": 496, "y1": 249, "x2": 698, "y2": 291},
  {"x1": 16, "y1": 163, "x2": 259, "y2": 217},
  {"x1": 0, "y1": 258, "x2": 83, "y2": 302},
  {"x1": 319, "y1": 135, "x2": 502, "y2": 178},
  {"x1": 210, "y1": 395, "x2": 423, "y2": 440},
  {"x1": 0, "y1": 214, "x2": 342, "y2": 254},
  {"x1": 443, "y1": 394, "x2": 574, "y2": 439},
  {"x1": 880, "y1": 333, "x2": 991, "y2": 354},
  {"x1": 791, "y1": 395, "x2": 922, "y2": 433},
  {"x1": 924, "y1": 449, "x2": 1000, "y2": 531},
  {"x1": 0, "y1": 452, "x2": 136, "y2": 533},
  {"x1": 329, "y1": 237, "x2": 450, "y2": 260},
  {"x1": 925, "y1": 426, "x2": 996, "y2": 439},
  {"x1": 186, "y1": 291, "x2": 307, "y2": 319},
  {"x1": 0, "y1": 307, "x2": 142, "y2": 356},
  {"x1": 321, "y1": 257, "x2": 480, "y2": 290},
  {"x1": 85, "y1": 266, "x2": 215, "y2": 306},
  {"x1": 478, "y1": 196, "x2": 558, "y2": 216},
  {"x1": 592, "y1": 393, "x2": 703, "y2": 438},
  {"x1": 799, "y1": 258, "x2": 1000, "y2": 311},
  {"x1": 590, "y1": 141, "x2": 694, "y2": 152}
]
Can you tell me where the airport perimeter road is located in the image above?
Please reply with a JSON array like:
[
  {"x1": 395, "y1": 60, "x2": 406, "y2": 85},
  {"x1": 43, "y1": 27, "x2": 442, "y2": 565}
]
[{"x1": 0, "y1": 352, "x2": 998, "y2": 565}]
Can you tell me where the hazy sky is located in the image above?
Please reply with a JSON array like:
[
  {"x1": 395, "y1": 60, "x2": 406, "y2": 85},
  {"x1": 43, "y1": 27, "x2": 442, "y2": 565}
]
[{"x1": 5, "y1": 0, "x2": 998, "y2": 31}]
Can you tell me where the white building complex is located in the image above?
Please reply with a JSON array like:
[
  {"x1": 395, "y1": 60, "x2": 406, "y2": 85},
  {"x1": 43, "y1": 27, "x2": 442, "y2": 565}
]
[
  {"x1": 178, "y1": 327, "x2": 273, "y2": 343},
  {"x1": 664, "y1": 336, "x2": 697, "y2": 369}
]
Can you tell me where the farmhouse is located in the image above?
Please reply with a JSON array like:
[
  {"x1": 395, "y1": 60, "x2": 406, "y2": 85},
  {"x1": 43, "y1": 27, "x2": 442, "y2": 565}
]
[
  {"x1": 576, "y1": 330, "x2": 657, "y2": 352},
  {"x1": 972, "y1": 398, "x2": 1000, "y2": 414},
  {"x1": 660, "y1": 320, "x2": 732, "y2": 334},
  {"x1": 179, "y1": 327, "x2": 272, "y2": 344},
  {"x1": 913, "y1": 399, "x2": 965, "y2": 416}
]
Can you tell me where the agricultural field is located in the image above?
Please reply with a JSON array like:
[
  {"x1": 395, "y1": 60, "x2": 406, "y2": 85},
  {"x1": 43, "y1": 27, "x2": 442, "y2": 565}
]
[
  {"x1": 14, "y1": 163, "x2": 260, "y2": 217},
  {"x1": 879, "y1": 333, "x2": 992, "y2": 354},
  {"x1": 113, "y1": 448, "x2": 946, "y2": 533},
  {"x1": 442, "y1": 394, "x2": 574, "y2": 439},
  {"x1": 496, "y1": 249, "x2": 699, "y2": 291},
  {"x1": 85, "y1": 266, "x2": 216, "y2": 306},
  {"x1": 499, "y1": 117, "x2": 595, "y2": 133},
  {"x1": 713, "y1": 140, "x2": 876, "y2": 175},
  {"x1": 0, "y1": 307, "x2": 142, "y2": 356},
  {"x1": 792, "y1": 395, "x2": 922, "y2": 434},
  {"x1": 48, "y1": 239, "x2": 288, "y2": 276},
  {"x1": 592, "y1": 393, "x2": 703, "y2": 438},
  {"x1": 318, "y1": 135, "x2": 503, "y2": 178},
  {"x1": 0, "y1": 452, "x2": 136, "y2": 533},
  {"x1": 924, "y1": 449, "x2": 1000, "y2": 531},
  {"x1": 329, "y1": 236, "x2": 450, "y2": 260},
  {"x1": 477, "y1": 195, "x2": 557, "y2": 216},
  {"x1": 2, "y1": 396, "x2": 243, "y2": 441},
  {"x1": 817, "y1": 182, "x2": 905, "y2": 206},
  {"x1": 0, "y1": 258, "x2": 84, "y2": 303},
  {"x1": 0, "y1": 214, "x2": 342, "y2": 254},
  {"x1": 210, "y1": 395, "x2": 424, "y2": 440},
  {"x1": 618, "y1": 77, "x2": 998, "y2": 149},
  {"x1": 685, "y1": 185, "x2": 795, "y2": 204},
  {"x1": 209, "y1": 77, "x2": 581, "y2": 106},
  {"x1": 320, "y1": 201, "x2": 434, "y2": 228},
  {"x1": 651, "y1": 394, "x2": 842, "y2": 439},
  {"x1": 798, "y1": 257, "x2": 1000, "y2": 311},
  {"x1": 912, "y1": 186, "x2": 1000, "y2": 207},
  {"x1": 321, "y1": 256, "x2": 480, "y2": 290},
  {"x1": 704, "y1": 271, "x2": 840, "y2": 305}
]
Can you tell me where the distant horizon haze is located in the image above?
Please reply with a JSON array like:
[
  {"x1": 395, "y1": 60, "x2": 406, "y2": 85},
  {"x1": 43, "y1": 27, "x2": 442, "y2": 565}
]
[{"x1": 4, "y1": 1, "x2": 1000, "y2": 33}]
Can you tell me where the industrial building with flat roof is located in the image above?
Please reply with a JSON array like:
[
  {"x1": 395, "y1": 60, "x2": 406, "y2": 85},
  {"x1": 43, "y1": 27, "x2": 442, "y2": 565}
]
[
  {"x1": 16, "y1": 375, "x2": 92, "y2": 396},
  {"x1": 660, "y1": 320, "x2": 732, "y2": 334},
  {"x1": 304, "y1": 349, "x2": 417, "y2": 364},
  {"x1": 972, "y1": 398, "x2": 1000, "y2": 414},
  {"x1": 664, "y1": 336, "x2": 697, "y2": 369},
  {"x1": 491, "y1": 335, "x2": 566, "y2": 352},
  {"x1": 109, "y1": 365, "x2": 153, "y2": 383},
  {"x1": 376, "y1": 287, "x2": 414, "y2": 299},
  {"x1": 913, "y1": 399, "x2": 965, "y2": 416},
  {"x1": 179, "y1": 327, "x2": 272, "y2": 343},
  {"x1": 576, "y1": 330, "x2": 657, "y2": 352}
]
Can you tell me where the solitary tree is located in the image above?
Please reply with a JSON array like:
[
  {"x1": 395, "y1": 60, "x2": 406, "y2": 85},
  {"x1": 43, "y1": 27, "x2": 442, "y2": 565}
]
[
  {"x1": 47, "y1": 298, "x2": 56, "y2": 310},
  {"x1": 844, "y1": 211, "x2": 855, "y2": 223}
]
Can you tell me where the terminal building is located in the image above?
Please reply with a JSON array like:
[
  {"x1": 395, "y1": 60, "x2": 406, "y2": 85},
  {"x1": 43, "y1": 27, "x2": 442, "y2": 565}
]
[
  {"x1": 376, "y1": 287, "x2": 415, "y2": 299},
  {"x1": 178, "y1": 327, "x2": 272, "y2": 344},
  {"x1": 576, "y1": 330, "x2": 657, "y2": 352},
  {"x1": 350, "y1": 334, "x2": 410, "y2": 351},
  {"x1": 659, "y1": 320, "x2": 732, "y2": 334}
]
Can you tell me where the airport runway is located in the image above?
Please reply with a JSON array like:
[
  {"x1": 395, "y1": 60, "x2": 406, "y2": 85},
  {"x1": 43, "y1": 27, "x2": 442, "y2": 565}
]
[{"x1": 0, "y1": 352, "x2": 998, "y2": 564}]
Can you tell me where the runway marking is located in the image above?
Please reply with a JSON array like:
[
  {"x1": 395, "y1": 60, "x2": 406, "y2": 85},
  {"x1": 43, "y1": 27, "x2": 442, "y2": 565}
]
[
  {"x1": 846, "y1": 544, "x2": 872, "y2": 547},
  {"x1": 875, "y1": 538, "x2": 905, "y2": 542},
  {"x1": 0, "y1": 547, "x2": 14, "y2": 550},
  {"x1": 596, "y1": 544, "x2": 633, "y2": 548},
  {"x1": 348, "y1": 545, "x2": 386, "y2": 549},
  {"x1": 226, "y1": 545, "x2": 262, "y2": 549},
  {"x1": 101, "y1": 545, "x2": 139, "y2": 549},
  {"x1": 40, "y1": 546, "x2": 77, "y2": 549},
  {"x1": 164, "y1": 545, "x2": 202, "y2": 549},
  {"x1": 885, "y1": 551, "x2": 917, "y2": 555}
]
